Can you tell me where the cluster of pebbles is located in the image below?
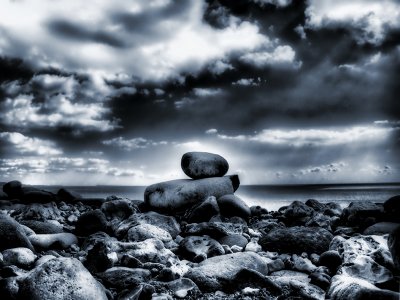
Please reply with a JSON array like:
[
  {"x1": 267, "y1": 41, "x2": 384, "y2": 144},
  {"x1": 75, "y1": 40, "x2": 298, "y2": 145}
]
[{"x1": 0, "y1": 151, "x2": 399, "y2": 299}]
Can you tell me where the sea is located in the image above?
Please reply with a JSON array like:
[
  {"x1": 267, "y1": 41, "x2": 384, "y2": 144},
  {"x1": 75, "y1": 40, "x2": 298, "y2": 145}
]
[{"x1": 30, "y1": 183, "x2": 400, "y2": 211}]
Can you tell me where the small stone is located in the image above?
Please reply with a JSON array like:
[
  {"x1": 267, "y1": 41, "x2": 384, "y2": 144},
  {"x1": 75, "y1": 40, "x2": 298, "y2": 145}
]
[
  {"x1": 318, "y1": 250, "x2": 342, "y2": 273},
  {"x1": 218, "y1": 234, "x2": 248, "y2": 248},
  {"x1": 2, "y1": 247, "x2": 37, "y2": 269},
  {"x1": 101, "y1": 199, "x2": 133, "y2": 221},
  {"x1": 231, "y1": 245, "x2": 243, "y2": 253},
  {"x1": 179, "y1": 235, "x2": 224, "y2": 262},
  {"x1": 245, "y1": 239, "x2": 262, "y2": 252}
]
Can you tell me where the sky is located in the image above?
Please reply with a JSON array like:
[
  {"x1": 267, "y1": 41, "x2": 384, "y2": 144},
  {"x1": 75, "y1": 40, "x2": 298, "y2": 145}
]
[{"x1": 0, "y1": 0, "x2": 399, "y2": 185}]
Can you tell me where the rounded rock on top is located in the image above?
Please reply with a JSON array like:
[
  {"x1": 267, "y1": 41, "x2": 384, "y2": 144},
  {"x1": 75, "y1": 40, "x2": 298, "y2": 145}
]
[{"x1": 181, "y1": 152, "x2": 229, "y2": 179}]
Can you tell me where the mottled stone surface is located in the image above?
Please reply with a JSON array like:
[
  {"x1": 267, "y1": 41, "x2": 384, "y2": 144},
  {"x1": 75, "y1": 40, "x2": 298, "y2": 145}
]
[{"x1": 181, "y1": 152, "x2": 229, "y2": 179}]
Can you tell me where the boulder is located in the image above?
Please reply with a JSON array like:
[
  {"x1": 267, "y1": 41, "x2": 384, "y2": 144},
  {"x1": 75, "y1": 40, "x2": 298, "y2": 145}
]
[
  {"x1": 29, "y1": 233, "x2": 78, "y2": 250},
  {"x1": 327, "y1": 275, "x2": 399, "y2": 300},
  {"x1": 309, "y1": 267, "x2": 331, "y2": 290},
  {"x1": 18, "y1": 257, "x2": 108, "y2": 300},
  {"x1": 57, "y1": 188, "x2": 82, "y2": 202},
  {"x1": 2, "y1": 247, "x2": 37, "y2": 269},
  {"x1": 20, "y1": 220, "x2": 63, "y2": 234},
  {"x1": 291, "y1": 254, "x2": 317, "y2": 273},
  {"x1": 283, "y1": 201, "x2": 315, "y2": 225},
  {"x1": 318, "y1": 250, "x2": 342, "y2": 274},
  {"x1": 101, "y1": 199, "x2": 133, "y2": 221},
  {"x1": 14, "y1": 202, "x2": 62, "y2": 222},
  {"x1": 250, "y1": 205, "x2": 269, "y2": 217},
  {"x1": 305, "y1": 199, "x2": 326, "y2": 212},
  {"x1": 185, "y1": 196, "x2": 220, "y2": 223},
  {"x1": 2, "y1": 180, "x2": 23, "y2": 199},
  {"x1": 75, "y1": 209, "x2": 108, "y2": 236},
  {"x1": 383, "y1": 195, "x2": 400, "y2": 215},
  {"x1": 341, "y1": 201, "x2": 383, "y2": 227},
  {"x1": 21, "y1": 190, "x2": 57, "y2": 203},
  {"x1": 98, "y1": 267, "x2": 151, "y2": 289},
  {"x1": 126, "y1": 223, "x2": 172, "y2": 243},
  {"x1": 305, "y1": 213, "x2": 332, "y2": 231},
  {"x1": 181, "y1": 151, "x2": 229, "y2": 179},
  {"x1": 363, "y1": 222, "x2": 400, "y2": 235},
  {"x1": 388, "y1": 225, "x2": 400, "y2": 271},
  {"x1": 259, "y1": 226, "x2": 333, "y2": 254},
  {"x1": 218, "y1": 234, "x2": 248, "y2": 248},
  {"x1": 0, "y1": 214, "x2": 34, "y2": 251},
  {"x1": 144, "y1": 175, "x2": 239, "y2": 213},
  {"x1": 179, "y1": 235, "x2": 225, "y2": 262},
  {"x1": 217, "y1": 194, "x2": 251, "y2": 219}
]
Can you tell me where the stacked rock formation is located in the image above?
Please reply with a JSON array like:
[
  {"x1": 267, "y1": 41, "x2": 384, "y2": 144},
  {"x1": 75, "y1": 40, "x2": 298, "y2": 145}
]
[{"x1": 0, "y1": 152, "x2": 399, "y2": 299}]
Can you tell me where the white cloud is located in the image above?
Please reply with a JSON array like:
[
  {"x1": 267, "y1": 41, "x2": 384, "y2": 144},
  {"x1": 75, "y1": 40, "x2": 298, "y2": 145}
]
[
  {"x1": 0, "y1": 132, "x2": 62, "y2": 156},
  {"x1": 232, "y1": 78, "x2": 260, "y2": 86},
  {"x1": 102, "y1": 136, "x2": 168, "y2": 151},
  {"x1": 193, "y1": 88, "x2": 222, "y2": 97},
  {"x1": 305, "y1": 0, "x2": 400, "y2": 45},
  {"x1": 205, "y1": 128, "x2": 218, "y2": 134},
  {"x1": 0, "y1": 0, "x2": 268, "y2": 81},
  {"x1": 253, "y1": 0, "x2": 292, "y2": 8},
  {"x1": 240, "y1": 45, "x2": 300, "y2": 68},
  {"x1": 208, "y1": 60, "x2": 234, "y2": 75},
  {"x1": 294, "y1": 25, "x2": 307, "y2": 39}
]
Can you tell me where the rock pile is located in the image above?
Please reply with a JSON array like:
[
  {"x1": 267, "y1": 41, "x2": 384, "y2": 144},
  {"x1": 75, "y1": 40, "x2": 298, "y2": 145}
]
[{"x1": 0, "y1": 151, "x2": 399, "y2": 299}]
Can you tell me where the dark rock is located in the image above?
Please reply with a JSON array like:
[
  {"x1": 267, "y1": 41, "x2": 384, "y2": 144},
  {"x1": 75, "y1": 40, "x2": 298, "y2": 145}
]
[
  {"x1": 18, "y1": 257, "x2": 108, "y2": 300},
  {"x1": 185, "y1": 196, "x2": 220, "y2": 223},
  {"x1": 181, "y1": 151, "x2": 229, "y2": 179},
  {"x1": 118, "y1": 283, "x2": 155, "y2": 300},
  {"x1": 309, "y1": 267, "x2": 331, "y2": 290},
  {"x1": 21, "y1": 190, "x2": 57, "y2": 203},
  {"x1": 305, "y1": 213, "x2": 332, "y2": 231},
  {"x1": 75, "y1": 209, "x2": 108, "y2": 236},
  {"x1": 217, "y1": 194, "x2": 251, "y2": 219},
  {"x1": 250, "y1": 205, "x2": 268, "y2": 217},
  {"x1": 384, "y1": 195, "x2": 400, "y2": 221},
  {"x1": 250, "y1": 219, "x2": 284, "y2": 234},
  {"x1": 283, "y1": 201, "x2": 315, "y2": 225},
  {"x1": 218, "y1": 234, "x2": 248, "y2": 248},
  {"x1": 183, "y1": 222, "x2": 229, "y2": 239},
  {"x1": 259, "y1": 226, "x2": 333, "y2": 254},
  {"x1": 144, "y1": 175, "x2": 239, "y2": 213},
  {"x1": 2, "y1": 180, "x2": 23, "y2": 199},
  {"x1": 341, "y1": 201, "x2": 383, "y2": 227},
  {"x1": 101, "y1": 199, "x2": 133, "y2": 220},
  {"x1": 0, "y1": 190, "x2": 10, "y2": 200},
  {"x1": 20, "y1": 220, "x2": 63, "y2": 234},
  {"x1": 319, "y1": 250, "x2": 342, "y2": 274},
  {"x1": 305, "y1": 199, "x2": 326, "y2": 212},
  {"x1": 57, "y1": 188, "x2": 82, "y2": 202},
  {"x1": 324, "y1": 202, "x2": 342, "y2": 217},
  {"x1": 0, "y1": 214, "x2": 34, "y2": 251},
  {"x1": 388, "y1": 225, "x2": 400, "y2": 272},
  {"x1": 13, "y1": 202, "x2": 62, "y2": 222},
  {"x1": 85, "y1": 240, "x2": 115, "y2": 273},
  {"x1": 99, "y1": 267, "x2": 151, "y2": 289},
  {"x1": 364, "y1": 222, "x2": 400, "y2": 235},
  {"x1": 179, "y1": 235, "x2": 225, "y2": 262}
]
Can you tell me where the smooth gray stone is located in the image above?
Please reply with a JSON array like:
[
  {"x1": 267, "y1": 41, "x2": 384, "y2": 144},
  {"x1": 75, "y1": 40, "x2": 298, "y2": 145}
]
[
  {"x1": 144, "y1": 175, "x2": 239, "y2": 212},
  {"x1": 181, "y1": 152, "x2": 229, "y2": 179}
]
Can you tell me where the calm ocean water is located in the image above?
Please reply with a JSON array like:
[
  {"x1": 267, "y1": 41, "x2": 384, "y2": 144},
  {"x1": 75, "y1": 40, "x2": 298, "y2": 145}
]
[{"x1": 32, "y1": 183, "x2": 400, "y2": 211}]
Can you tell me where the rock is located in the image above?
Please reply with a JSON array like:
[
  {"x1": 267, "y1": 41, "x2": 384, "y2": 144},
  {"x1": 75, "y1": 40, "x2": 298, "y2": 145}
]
[
  {"x1": 185, "y1": 196, "x2": 220, "y2": 223},
  {"x1": 217, "y1": 194, "x2": 251, "y2": 219},
  {"x1": 57, "y1": 188, "x2": 82, "y2": 202},
  {"x1": 245, "y1": 239, "x2": 262, "y2": 252},
  {"x1": 363, "y1": 222, "x2": 400, "y2": 235},
  {"x1": 0, "y1": 214, "x2": 34, "y2": 251},
  {"x1": 101, "y1": 199, "x2": 133, "y2": 220},
  {"x1": 14, "y1": 202, "x2": 62, "y2": 222},
  {"x1": 250, "y1": 205, "x2": 268, "y2": 217},
  {"x1": 309, "y1": 267, "x2": 331, "y2": 290},
  {"x1": 305, "y1": 213, "x2": 332, "y2": 231},
  {"x1": 118, "y1": 284, "x2": 155, "y2": 300},
  {"x1": 167, "y1": 278, "x2": 199, "y2": 298},
  {"x1": 388, "y1": 225, "x2": 400, "y2": 271},
  {"x1": 327, "y1": 275, "x2": 399, "y2": 300},
  {"x1": 116, "y1": 212, "x2": 180, "y2": 239},
  {"x1": 259, "y1": 226, "x2": 333, "y2": 254},
  {"x1": 183, "y1": 222, "x2": 229, "y2": 239},
  {"x1": 99, "y1": 267, "x2": 151, "y2": 289},
  {"x1": 179, "y1": 235, "x2": 224, "y2": 262},
  {"x1": 29, "y1": 233, "x2": 78, "y2": 250},
  {"x1": 18, "y1": 257, "x2": 108, "y2": 300},
  {"x1": 287, "y1": 279, "x2": 325, "y2": 300},
  {"x1": 218, "y1": 234, "x2": 248, "y2": 248},
  {"x1": 21, "y1": 190, "x2": 57, "y2": 203},
  {"x1": 384, "y1": 195, "x2": 400, "y2": 215},
  {"x1": 318, "y1": 250, "x2": 342, "y2": 274},
  {"x1": 2, "y1": 180, "x2": 23, "y2": 199},
  {"x1": 144, "y1": 175, "x2": 239, "y2": 213},
  {"x1": 20, "y1": 220, "x2": 63, "y2": 234},
  {"x1": 330, "y1": 235, "x2": 394, "y2": 284},
  {"x1": 75, "y1": 209, "x2": 108, "y2": 236},
  {"x1": 251, "y1": 219, "x2": 284, "y2": 234},
  {"x1": 267, "y1": 258, "x2": 285, "y2": 273},
  {"x1": 85, "y1": 240, "x2": 116, "y2": 273},
  {"x1": 269, "y1": 270, "x2": 310, "y2": 283},
  {"x1": 186, "y1": 252, "x2": 271, "y2": 292},
  {"x1": 126, "y1": 223, "x2": 172, "y2": 243},
  {"x1": 181, "y1": 151, "x2": 229, "y2": 179},
  {"x1": 324, "y1": 202, "x2": 342, "y2": 217},
  {"x1": 291, "y1": 254, "x2": 317, "y2": 273},
  {"x1": 305, "y1": 199, "x2": 326, "y2": 212},
  {"x1": 341, "y1": 201, "x2": 383, "y2": 227},
  {"x1": 2, "y1": 247, "x2": 37, "y2": 269},
  {"x1": 283, "y1": 201, "x2": 315, "y2": 225}
]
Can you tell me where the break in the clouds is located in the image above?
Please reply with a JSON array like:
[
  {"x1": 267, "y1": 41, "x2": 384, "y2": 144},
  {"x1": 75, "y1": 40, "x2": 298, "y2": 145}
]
[{"x1": 0, "y1": 0, "x2": 399, "y2": 185}]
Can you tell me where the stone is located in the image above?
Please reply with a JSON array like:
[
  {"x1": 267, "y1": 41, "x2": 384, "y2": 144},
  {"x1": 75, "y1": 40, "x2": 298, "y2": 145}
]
[
  {"x1": 2, "y1": 247, "x2": 37, "y2": 269},
  {"x1": 20, "y1": 220, "x2": 63, "y2": 234},
  {"x1": 21, "y1": 190, "x2": 57, "y2": 203},
  {"x1": 341, "y1": 201, "x2": 383, "y2": 227},
  {"x1": 330, "y1": 235, "x2": 394, "y2": 284},
  {"x1": 101, "y1": 199, "x2": 133, "y2": 220},
  {"x1": 291, "y1": 254, "x2": 317, "y2": 273},
  {"x1": 2, "y1": 180, "x2": 23, "y2": 199},
  {"x1": 309, "y1": 267, "x2": 331, "y2": 290},
  {"x1": 99, "y1": 267, "x2": 151, "y2": 289},
  {"x1": 29, "y1": 233, "x2": 78, "y2": 250},
  {"x1": 245, "y1": 239, "x2": 262, "y2": 252},
  {"x1": 324, "y1": 202, "x2": 342, "y2": 217},
  {"x1": 57, "y1": 188, "x2": 82, "y2": 202},
  {"x1": 250, "y1": 219, "x2": 284, "y2": 234},
  {"x1": 181, "y1": 151, "x2": 229, "y2": 179},
  {"x1": 388, "y1": 225, "x2": 400, "y2": 271},
  {"x1": 283, "y1": 201, "x2": 315, "y2": 225},
  {"x1": 218, "y1": 234, "x2": 248, "y2": 248},
  {"x1": 75, "y1": 209, "x2": 108, "y2": 236},
  {"x1": 118, "y1": 284, "x2": 155, "y2": 300},
  {"x1": 85, "y1": 240, "x2": 116, "y2": 273},
  {"x1": 364, "y1": 222, "x2": 400, "y2": 235},
  {"x1": 182, "y1": 222, "x2": 229, "y2": 239},
  {"x1": 144, "y1": 175, "x2": 239, "y2": 213},
  {"x1": 305, "y1": 199, "x2": 326, "y2": 212},
  {"x1": 267, "y1": 258, "x2": 285, "y2": 273},
  {"x1": 0, "y1": 214, "x2": 34, "y2": 251},
  {"x1": 305, "y1": 213, "x2": 332, "y2": 231},
  {"x1": 327, "y1": 275, "x2": 399, "y2": 300},
  {"x1": 185, "y1": 252, "x2": 271, "y2": 292},
  {"x1": 116, "y1": 212, "x2": 180, "y2": 238},
  {"x1": 18, "y1": 257, "x2": 108, "y2": 300},
  {"x1": 259, "y1": 226, "x2": 333, "y2": 254},
  {"x1": 126, "y1": 223, "x2": 172, "y2": 243},
  {"x1": 153, "y1": 278, "x2": 200, "y2": 299},
  {"x1": 217, "y1": 194, "x2": 251, "y2": 219},
  {"x1": 384, "y1": 195, "x2": 400, "y2": 215},
  {"x1": 318, "y1": 250, "x2": 342, "y2": 274},
  {"x1": 179, "y1": 235, "x2": 224, "y2": 262},
  {"x1": 185, "y1": 196, "x2": 220, "y2": 223},
  {"x1": 14, "y1": 202, "x2": 62, "y2": 222},
  {"x1": 250, "y1": 205, "x2": 269, "y2": 217}
]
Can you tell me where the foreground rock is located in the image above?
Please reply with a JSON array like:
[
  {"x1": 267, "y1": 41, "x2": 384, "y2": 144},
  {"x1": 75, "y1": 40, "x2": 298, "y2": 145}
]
[
  {"x1": 259, "y1": 226, "x2": 333, "y2": 254},
  {"x1": 388, "y1": 225, "x2": 400, "y2": 271},
  {"x1": 181, "y1": 151, "x2": 229, "y2": 179},
  {"x1": 18, "y1": 257, "x2": 108, "y2": 300},
  {"x1": 217, "y1": 194, "x2": 251, "y2": 219},
  {"x1": 0, "y1": 214, "x2": 34, "y2": 251},
  {"x1": 144, "y1": 175, "x2": 239, "y2": 212}
]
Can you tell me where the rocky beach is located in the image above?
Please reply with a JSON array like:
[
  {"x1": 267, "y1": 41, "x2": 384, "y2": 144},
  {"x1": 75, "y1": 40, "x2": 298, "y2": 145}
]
[{"x1": 0, "y1": 152, "x2": 399, "y2": 300}]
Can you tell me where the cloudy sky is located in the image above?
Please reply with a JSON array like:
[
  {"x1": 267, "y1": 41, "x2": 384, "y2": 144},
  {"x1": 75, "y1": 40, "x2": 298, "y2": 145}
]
[{"x1": 0, "y1": 0, "x2": 399, "y2": 185}]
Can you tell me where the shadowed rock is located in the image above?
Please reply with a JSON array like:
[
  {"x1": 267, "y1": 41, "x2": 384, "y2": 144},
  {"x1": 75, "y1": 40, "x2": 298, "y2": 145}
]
[
  {"x1": 0, "y1": 214, "x2": 34, "y2": 251},
  {"x1": 181, "y1": 152, "x2": 229, "y2": 179}
]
